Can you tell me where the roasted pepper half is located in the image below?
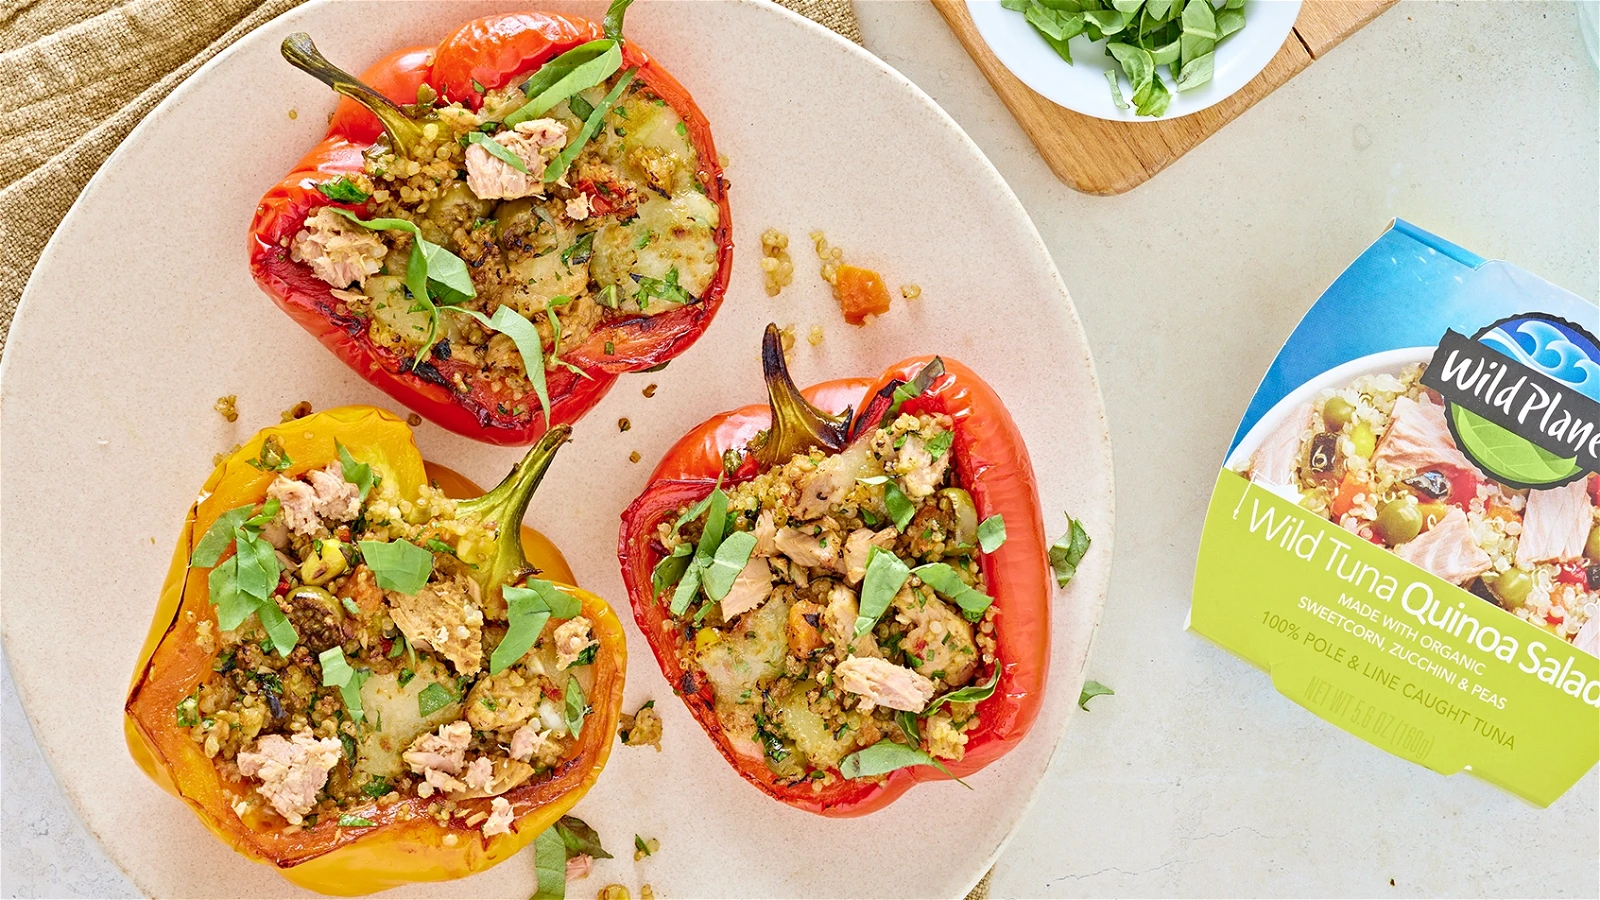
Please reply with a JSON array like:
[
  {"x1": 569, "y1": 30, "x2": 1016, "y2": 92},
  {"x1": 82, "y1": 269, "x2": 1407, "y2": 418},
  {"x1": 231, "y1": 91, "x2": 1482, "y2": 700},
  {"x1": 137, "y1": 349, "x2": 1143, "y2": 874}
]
[
  {"x1": 617, "y1": 326, "x2": 1050, "y2": 816},
  {"x1": 249, "y1": 4, "x2": 731, "y2": 445},
  {"x1": 125, "y1": 407, "x2": 625, "y2": 894}
]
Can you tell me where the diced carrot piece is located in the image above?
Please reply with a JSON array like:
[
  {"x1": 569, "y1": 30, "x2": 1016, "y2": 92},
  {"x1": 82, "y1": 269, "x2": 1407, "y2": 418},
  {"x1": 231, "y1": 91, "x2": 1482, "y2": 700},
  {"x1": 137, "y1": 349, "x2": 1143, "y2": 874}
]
[
  {"x1": 835, "y1": 264, "x2": 892, "y2": 325},
  {"x1": 1330, "y1": 472, "x2": 1368, "y2": 518}
]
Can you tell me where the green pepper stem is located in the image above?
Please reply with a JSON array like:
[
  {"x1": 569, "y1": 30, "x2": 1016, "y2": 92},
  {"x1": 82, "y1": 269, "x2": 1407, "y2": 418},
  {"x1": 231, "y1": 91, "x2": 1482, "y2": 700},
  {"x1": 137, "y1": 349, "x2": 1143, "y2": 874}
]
[
  {"x1": 753, "y1": 323, "x2": 852, "y2": 467},
  {"x1": 281, "y1": 33, "x2": 426, "y2": 156},
  {"x1": 456, "y1": 425, "x2": 571, "y2": 586}
]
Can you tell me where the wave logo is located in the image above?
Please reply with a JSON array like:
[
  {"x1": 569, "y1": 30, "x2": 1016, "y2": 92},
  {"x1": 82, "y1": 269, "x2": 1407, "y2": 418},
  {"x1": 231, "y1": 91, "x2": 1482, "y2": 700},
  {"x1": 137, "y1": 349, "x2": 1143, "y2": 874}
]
[{"x1": 1421, "y1": 313, "x2": 1600, "y2": 489}]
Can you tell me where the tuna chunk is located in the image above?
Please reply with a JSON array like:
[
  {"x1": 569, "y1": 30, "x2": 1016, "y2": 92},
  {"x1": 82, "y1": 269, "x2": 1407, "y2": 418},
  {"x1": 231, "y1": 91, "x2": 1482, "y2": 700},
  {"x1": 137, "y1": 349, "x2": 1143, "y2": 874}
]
[
  {"x1": 894, "y1": 588, "x2": 977, "y2": 686},
  {"x1": 774, "y1": 526, "x2": 839, "y2": 570},
  {"x1": 720, "y1": 556, "x2": 773, "y2": 620},
  {"x1": 823, "y1": 583, "x2": 877, "y2": 658},
  {"x1": 267, "y1": 463, "x2": 360, "y2": 536},
  {"x1": 1515, "y1": 479, "x2": 1592, "y2": 568},
  {"x1": 794, "y1": 441, "x2": 872, "y2": 519},
  {"x1": 835, "y1": 656, "x2": 935, "y2": 713},
  {"x1": 1394, "y1": 507, "x2": 1492, "y2": 585},
  {"x1": 403, "y1": 720, "x2": 471, "y2": 777},
  {"x1": 464, "y1": 119, "x2": 568, "y2": 200},
  {"x1": 1373, "y1": 396, "x2": 1473, "y2": 475},
  {"x1": 1247, "y1": 402, "x2": 1312, "y2": 487},
  {"x1": 388, "y1": 575, "x2": 485, "y2": 674},
  {"x1": 843, "y1": 527, "x2": 896, "y2": 586},
  {"x1": 897, "y1": 432, "x2": 951, "y2": 499},
  {"x1": 236, "y1": 730, "x2": 343, "y2": 825},
  {"x1": 461, "y1": 756, "x2": 495, "y2": 792},
  {"x1": 508, "y1": 722, "x2": 563, "y2": 767},
  {"x1": 481, "y1": 796, "x2": 515, "y2": 837},
  {"x1": 554, "y1": 616, "x2": 597, "y2": 670},
  {"x1": 290, "y1": 207, "x2": 386, "y2": 289},
  {"x1": 752, "y1": 510, "x2": 778, "y2": 557}
]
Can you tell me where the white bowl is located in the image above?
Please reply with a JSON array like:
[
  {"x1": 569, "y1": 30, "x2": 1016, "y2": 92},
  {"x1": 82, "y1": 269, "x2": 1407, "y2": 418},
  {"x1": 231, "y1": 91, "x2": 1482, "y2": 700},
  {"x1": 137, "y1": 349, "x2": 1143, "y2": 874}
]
[{"x1": 968, "y1": 0, "x2": 1302, "y2": 122}]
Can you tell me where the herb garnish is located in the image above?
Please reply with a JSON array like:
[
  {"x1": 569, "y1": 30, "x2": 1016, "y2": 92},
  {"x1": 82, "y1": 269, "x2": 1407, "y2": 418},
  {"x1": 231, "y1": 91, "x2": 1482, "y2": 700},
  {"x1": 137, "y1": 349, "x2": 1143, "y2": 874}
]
[
  {"x1": 337, "y1": 814, "x2": 376, "y2": 828},
  {"x1": 504, "y1": 40, "x2": 623, "y2": 128},
  {"x1": 318, "y1": 646, "x2": 370, "y2": 722},
  {"x1": 544, "y1": 68, "x2": 637, "y2": 182},
  {"x1": 326, "y1": 210, "x2": 476, "y2": 364},
  {"x1": 924, "y1": 668, "x2": 1000, "y2": 717},
  {"x1": 462, "y1": 131, "x2": 529, "y2": 173},
  {"x1": 315, "y1": 175, "x2": 369, "y2": 203},
  {"x1": 911, "y1": 562, "x2": 993, "y2": 620},
  {"x1": 564, "y1": 675, "x2": 589, "y2": 738},
  {"x1": 633, "y1": 266, "x2": 691, "y2": 307},
  {"x1": 1078, "y1": 680, "x2": 1114, "y2": 711},
  {"x1": 1049, "y1": 514, "x2": 1092, "y2": 587},
  {"x1": 883, "y1": 481, "x2": 915, "y2": 532},
  {"x1": 417, "y1": 681, "x2": 456, "y2": 717},
  {"x1": 335, "y1": 440, "x2": 375, "y2": 500},
  {"x1": 356, "y1": 539, "x2": 433, "y2": 594},
  {"x1": 441, "y1": 304, "x2": 551, "y2": 425},
  {"x1": 925, "y1": 430, "x2": 954, "y2": 460},
  {"x1": 555, "y1": 815, "x2": 613, "y2": 859},
  {"x1": 490, "y1": 579, "x2": 582, "y2": 674},
  {"x1": 839, "y1": 739, "x2": 968, "y2": 787},
  {"x1": 853, "y1": 547, "x2": 911, "y2": 637},
  {"x1": 977, "y1": 514, "x2": 1006, "y2": 553},
  {"x1": 193, "y1": 499, "x2": 298, "y2": 655}
]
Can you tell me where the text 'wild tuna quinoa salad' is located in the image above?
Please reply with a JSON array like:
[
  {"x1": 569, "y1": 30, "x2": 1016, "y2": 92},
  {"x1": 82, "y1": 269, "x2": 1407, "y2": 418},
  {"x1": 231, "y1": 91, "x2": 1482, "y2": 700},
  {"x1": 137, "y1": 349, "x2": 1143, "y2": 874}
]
[{"x1": 1241, "y1": 359, "x2": 1599, "y2": 654}]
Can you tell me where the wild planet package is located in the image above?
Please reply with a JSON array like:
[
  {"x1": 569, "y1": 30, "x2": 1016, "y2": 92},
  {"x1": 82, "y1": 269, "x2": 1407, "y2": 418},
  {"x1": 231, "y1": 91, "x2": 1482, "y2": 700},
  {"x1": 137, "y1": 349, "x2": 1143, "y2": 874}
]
[{"x1": 1191, "y1": 220, "x2": 1599, "y2": 806}]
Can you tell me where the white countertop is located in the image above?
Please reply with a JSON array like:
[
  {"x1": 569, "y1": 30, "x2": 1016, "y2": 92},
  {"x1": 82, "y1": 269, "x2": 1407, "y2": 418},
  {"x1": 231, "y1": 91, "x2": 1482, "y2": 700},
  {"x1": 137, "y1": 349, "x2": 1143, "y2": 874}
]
[{"x1": 3, "y1": 1, "x2": 1596, "y2": 896}]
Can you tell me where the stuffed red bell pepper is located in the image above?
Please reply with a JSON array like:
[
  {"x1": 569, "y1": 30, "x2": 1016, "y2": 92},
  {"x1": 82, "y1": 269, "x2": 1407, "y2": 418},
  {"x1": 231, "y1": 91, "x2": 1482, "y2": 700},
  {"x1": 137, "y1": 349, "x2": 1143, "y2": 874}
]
[
  {"x1": 250, "y1": 0, "x2": 731, "y2": 445},
  {"x1": 617, "y1": 325, "x2": 1051, "y2": 816}
]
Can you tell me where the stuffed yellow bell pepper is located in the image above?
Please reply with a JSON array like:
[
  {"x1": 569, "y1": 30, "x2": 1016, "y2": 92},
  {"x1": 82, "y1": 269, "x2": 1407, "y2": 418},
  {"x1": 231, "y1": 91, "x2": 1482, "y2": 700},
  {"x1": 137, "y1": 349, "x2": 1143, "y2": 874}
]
[{"x1": 124, "y1": 406, "x2": 624, "y2": 895}]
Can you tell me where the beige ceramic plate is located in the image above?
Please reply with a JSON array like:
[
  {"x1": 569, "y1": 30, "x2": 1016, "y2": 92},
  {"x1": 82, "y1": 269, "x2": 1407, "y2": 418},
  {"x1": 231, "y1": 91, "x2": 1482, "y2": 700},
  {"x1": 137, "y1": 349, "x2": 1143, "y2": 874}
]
[{"x1": 0, "y1": 1, "x2": 1113, "y2": 896}]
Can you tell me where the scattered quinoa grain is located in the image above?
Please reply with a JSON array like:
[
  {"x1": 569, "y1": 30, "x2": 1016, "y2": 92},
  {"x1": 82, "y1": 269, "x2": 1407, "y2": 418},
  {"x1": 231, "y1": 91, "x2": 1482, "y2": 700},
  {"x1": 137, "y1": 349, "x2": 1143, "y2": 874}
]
[
  {"x1": 213, "y1": 395, "x2": 238, "y2": 422},
  {"x1": 760, "y1": 229, "x2": 794, "y2": 297},
  {"x1": 807, "y1": 325, "x2": 824, "y2": 346},
  {"x1": 640, "y1": 886, "x2": 655, "y2": 900},
  {"x1": 288, "y1": 108, "x2": 297, "y2": 120},
  {"x1": 778, "y1": 324, "x2": 796, "y2": 352},
  {"x1": 642, "y1": 383, "x2": 658, "y2": 398},
  {"x1": 599, "y1": 886, "x2": 630, "y2": 900},
  {"x1": 901, "y1": 284, "x2": 921, "y2": 300},
  {"x1": 407, "y1": 413, "x2": 423, "y2": 426},
  {"x1": 633, "y1": 836, "x2": 660, "y2": 860},
  {"x1": 280, "y1": 400, "x2": 313, "y2": 422},
  {"x1": 629, "y1": 451, "x2": 642, "y2": 463}
]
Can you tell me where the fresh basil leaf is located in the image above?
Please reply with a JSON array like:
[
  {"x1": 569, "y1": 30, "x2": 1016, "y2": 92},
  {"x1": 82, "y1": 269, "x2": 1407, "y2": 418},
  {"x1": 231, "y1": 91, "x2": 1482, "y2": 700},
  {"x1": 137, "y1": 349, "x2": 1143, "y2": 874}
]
[
  {"x1": 634, "y1": 266, "x2": 692, "y2": 307},
  {"x1": 489, "y1": 581, "x2": 576, "y2": 675},
  {"x1": 319, "y1": 646, "x2": 369, "y2": 722},
  {"x1": 1131, "y1": 68, "x2": 1171, "y2": 117},
  {"x1": 544, "y1": 68, "x2": 637, "y2": 183},
  {"x1": 1024, "y1": 3, "x2": 1076, "y2": 41},
  {"x1": 895, "y1": 709, "x2": 921, "y2": 744},
  {"x1": 532, "y1": 825, "x2": 568, "y2": 899},
  {"x1": 669, "y1": 563, "x2": 702, "y2": 617},
  {"x1": 243, "y1": 498, "x2": 281, "y2": 528},
  {"x1": 854, "y1": 547, "x2": 910, "y2": 637},
  {"x1": 415, "y1": 240, "x2": 474, "y2": 306},
  {"x1": 335, "y1": 441, "x2": 375, "y2": 500},
  {"x1": 883, "y1": 481, "x2": 915, "y2": 532},
  {"x1": 1106, "y1": 70, "x2": 1130, "y2": 109},
  {"x1": 507, "y1": 40, "x2": 622, "y2": 127},
  {"x1": 1146, "y1": 0, "x2": 1174, "y2": 18},
  {"x1": 444, "y1": 304, "x2": 551, "y2": 425},
  {"x1": 561, "y1": 231, "x2": 596, "y2": 267},
  {"x1": 1083, "y1": 8, "x2": 1130, "y2": 34},
  {"x1": 192, "y1": 504, "x2": 254, "y2": 567},
  {"x1": 1049, "y1": 515, "x2": 1092, "y2": 587},
  {"x1": 1216, "y1": 7, "x2": 1244, "y2": 37},
  {"x1": 564, "y1": 674, "x2": 589, "y2": 738},
  {"x1": 673, "y1": 481, "x2": 720, "y2": 534},
  {"x1": 694, "y1": 486, "x2": 729, "y2": 564},
  {"x1": 885, "y1": 358, "x2": 946, "y2": 422},
  {"x1": 209, "y1": 557, "x2": 253, "y2": 631},
  {"x1": 1179, "y1": 30, "x2": 1215, "y2": 67},
  {"x1": 977, "y1": 515, "x2": 1007, "y2": 553},
  {"x1": 1108, "y1": 41, "x2": 1155, "y2": 92},
  {"x1": 569, "y1": 94, "x2": 595, "y2": 121},
  {"x1": 462, "y1": 131, "x2": 529, "y2": 173},
  {"x1": 315, "y1": 176, "x2": 369, "y2": 203},
  {"x1": 232, "y1": 528, "x2": 279, "y2": 600},
  {"x1": 337, "y1": 814, "x2": 376, "y2": 828},
  {"x1": 417, "y1": 681, "x2": 456, "y2": 717},
  {"x1": 1001, "y1": 0, "x2": 1030, "y2": 9},
  {"x1": 839, "y1": 739, "x2": 935, "y2": 778},
  {"x1": 1176, "y1": 49, "x2": 1215, "y2": 90},
  {"x1": 925, "y1": 430, "x2": 954, "y2": 460},
  {"x1": 603, "y1": 0, "x2": 634, "y2": 39},
  {"x1": 912, "y1": 562, "x2": 994, "y2": 620},
  {"x1": 652, "y1": 543, "x2": 693, "y2": 596},
  {"x1": 357, "y1": 539, "x2": 433, "y2": 594},
  {"x1": 1149, "y1": 36, "x2": 1181, "y2": 66},
  {"x1": 1078, "y1": 679, "x2": 1114, "y2": 710},
  {"x1": 703, "y1": 531, "x2": 758, "y2": 601},
  {"x1": 925, "y1": 668, "x2": 1001, "y2": 717},
  {"x1": 361, "y1": 777, "x2": 392, "y2": 798},
  {"x1": 255, "y1": 600, "x2": 299, "y2": 656},
  {"x1": 1181, "y1": 0, "x2": 1220, "y2": 39},
  {"x1": 555, "y1": 815, "x2": 613, "y2": 859},
  {"x1": 1109, "y1": 0, "x2": 1142, "y2": 12}
]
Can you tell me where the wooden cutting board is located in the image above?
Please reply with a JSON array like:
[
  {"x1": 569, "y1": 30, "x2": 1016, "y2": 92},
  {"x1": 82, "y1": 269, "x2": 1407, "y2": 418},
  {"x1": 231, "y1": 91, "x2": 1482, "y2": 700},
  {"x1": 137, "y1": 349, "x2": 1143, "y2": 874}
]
[{"x1": 933, "y1": 0, "x2": 1396, "y2": 195}]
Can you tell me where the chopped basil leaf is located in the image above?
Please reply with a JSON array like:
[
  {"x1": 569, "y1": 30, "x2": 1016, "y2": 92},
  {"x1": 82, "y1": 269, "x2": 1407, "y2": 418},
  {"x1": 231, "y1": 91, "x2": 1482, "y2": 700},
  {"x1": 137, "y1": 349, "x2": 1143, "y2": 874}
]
[
  {"x1": 326, "y1": 210, "x2": 477, "y2": 362},
  {"x1": 243, "y1": 498, "x2": 281, "y2": 528},
  {"x1": 245, "y1": 435, "x2": 294, "y2": 472},
  {"x1": 232, "y1": 528, "x2": 279, "y2": 599},
  {"x1": 564, "y1": 674, "x2": 589, "y2": 738},
  {"x1": 463, "y1": 131, "x2": 530, "y2": 173},
  {"x1": 255, "y1": 601, "x2": 299, "y2": 657},
  {"x1": 652, "y1": 543, "x2": 693, "y2": 596},
  {"x1": 925, "y1": 430, "x2": 954, "y2": 460},
  {"x1": 417, "y1": 682, "x2": 455, "y2": 717},
  {"x1": 544, "y1": 68, "x2": 637, "y2": 182},
  {"x1": 1078, "y1": 680, "x2": 1114, "y2": 711},
  {"x1": 634, "y1": 834, "x2": 652, "y2": 856},
  {"x1": 397, "y1": 667, "x2": 415, "y2": 687},
  {"x1": 694, "y1": 486, "x2": 729, "y2": 564},
  {"x1": 1049, "y1": 515, "x2": 1092, "y2": 587},
  {"x1": 1106, "y1": 70, "x2": 1130, "y2": 110},
  {"x1": 175, "y1": 691, "x2": 200, "y2": 727},
  {"x1": 532, "y1": 825, "x2": 568, "y2": 900},
  {"x1": 443, "y1": 304, "x2": 550, "y2": 425},
  {"x1": 555, "y1": 815, "x2": 613, "y2": 859},
  {"x1": 192, "y1": 504, "x2": 254, "y2": 567},
  {"x1": 561, "y1": 231, "x2": 596, "y2": 266},
  {"x1": 341, "y1": 596, "x2": 361, "y2": 616},
  {"x1": 669, "y1": 563, "x2": 702, "y2": 617},
  {"x1": 853, "y1": 547, "x2": 910, "y2": 637},
  {"x1": 603, "y1": 0, "x2": 635, "y2": 39},
  {"x1": 315, "y1": 176, "x2": 369, "y2": 203},
  {"x1": 839, "y1": 740, "x2": 935, "y2": 779},
  {"x1": 702, "y1": 530, "x2": 757, "y2": 601},
  {"x1": 633, "y1": 266, "x2": 692, "y2": 306},
  {"x1": 884, "y1": 358, "x2": 946, "y2": 422},
  {"x1": 361, "y1": 777, "x2": 392, "y2": 798},
  {"x1": 319, "y1": 647, "x2": 369, "y2": 722},
  {"x1": 675, "y1": 121, "x2": 687, "y2": 136},
  {"x1": 357, "y1": 539, "x2": 433, "y2": 594},
  {"x1": 883, "y1": 481, "x2": 915, "y2": 532},
  {"x1": 337, "y1": 814, "x2": 376, "y2": 828},
  {"x1": 977, "y1": 514, "x2": 1007, "y2": 554},
  {"x1": 911, "y1": 562, "x2": 993, "y2": 620},
  {"x1": 571, "y1": 644, "x2": 598, "y2": 667},
  {"x1": 335, "y1": 441, "x2": 375, "y2": 500},
  {"x1": 490, "y1": 579, "x2": 581, "y2": 674},
  {"x1": 569, "y1": 94, "x2": 595, "y2": 120},
  {"x1": 505, "y1": 39, "x2": 622, "y2": 128},
  {"x1": 924, "y1": 668, "x2": 1000, "y2": 717}
]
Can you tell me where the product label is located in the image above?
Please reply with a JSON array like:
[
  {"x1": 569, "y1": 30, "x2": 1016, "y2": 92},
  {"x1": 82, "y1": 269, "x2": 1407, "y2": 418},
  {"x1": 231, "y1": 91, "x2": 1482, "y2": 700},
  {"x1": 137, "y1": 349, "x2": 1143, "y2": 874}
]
[
  {"x1": 1190, "y1": 220, "x2": 1600, "y2": 805},
  {"x1": 1194, "y1": 470, "x2": 1599, "y2": 806}
]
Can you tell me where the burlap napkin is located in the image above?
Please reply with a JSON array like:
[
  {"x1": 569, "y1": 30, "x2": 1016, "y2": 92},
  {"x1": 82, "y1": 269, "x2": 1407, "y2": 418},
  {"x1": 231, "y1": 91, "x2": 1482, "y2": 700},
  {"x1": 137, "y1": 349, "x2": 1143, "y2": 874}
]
[
  {"x1": 0, "y1": 2, "x2": 996, "y2": 896},
  {"x1": 0, "y1": 0, "x2": 861, "y2": 355}
]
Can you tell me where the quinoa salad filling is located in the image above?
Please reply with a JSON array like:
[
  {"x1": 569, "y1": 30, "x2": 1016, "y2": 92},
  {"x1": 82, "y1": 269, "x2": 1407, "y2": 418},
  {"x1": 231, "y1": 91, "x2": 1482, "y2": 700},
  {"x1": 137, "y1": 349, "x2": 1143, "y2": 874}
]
[
  {"x1": 182, "y1": 439, "x2": 600, "y2": 836},
  {"x1": 1240, "y1": 361, "x2": 1600, "y2": 655},
  {"x1": 288, "y1": 67, "x2": 720, "y2": 404},
  {"x1": 651, "y1": 411, "x2": 1001, "y2": 788}
]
